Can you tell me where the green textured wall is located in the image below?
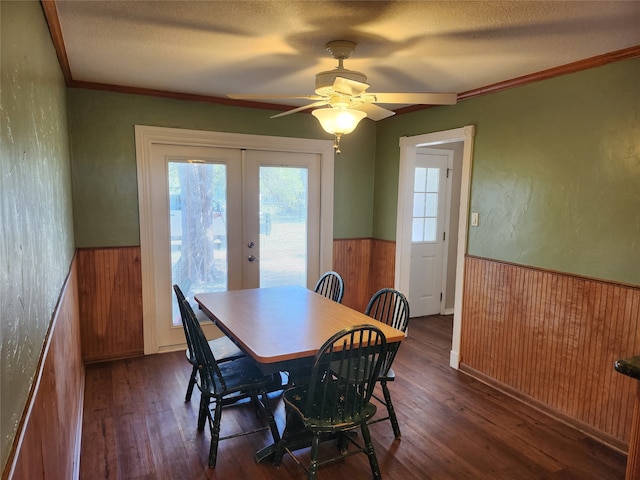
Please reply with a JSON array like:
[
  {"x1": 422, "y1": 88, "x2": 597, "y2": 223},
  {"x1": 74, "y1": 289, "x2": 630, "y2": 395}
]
[
  {"x1": 374, "y1": 58, "x2": 640, "y2": 286},
  {"x1": 69, "y1": 58, "x2": 640, "y2": 284},
  {"x1": 67, "y1": 90, "x2": 377, "y2": 246},
  {"x1": 0, "y1": 1, "x2": 75, "y2": 470}
]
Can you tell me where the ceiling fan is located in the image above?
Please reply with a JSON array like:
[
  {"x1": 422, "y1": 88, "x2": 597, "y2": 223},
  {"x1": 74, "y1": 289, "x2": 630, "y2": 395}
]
[{"x1": 228, "y1": 40, "x2": 458, "y2": 152}]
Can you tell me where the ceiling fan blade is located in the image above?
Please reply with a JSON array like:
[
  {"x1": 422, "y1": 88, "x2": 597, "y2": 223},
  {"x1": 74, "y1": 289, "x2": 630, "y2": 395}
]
[
  {"x1": 353, "y1": 103, "x2": 396, "y2": 121},
  {"x1": 332, "y1": 77, "x2": 370, "y2": 96},
  {"x1": 228, "y1": 93, "x2": 324, "y2": 101},
  {"x1": 369, "y1": 92, "x2": 457, "y2": 105},
  {"x1": 270, "y1": 100, "x2": 329, "y2": 118}
]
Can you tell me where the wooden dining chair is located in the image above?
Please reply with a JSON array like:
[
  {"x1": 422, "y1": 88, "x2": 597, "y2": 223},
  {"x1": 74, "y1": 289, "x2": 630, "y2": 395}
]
[
  {"x1": 173, "y1": 284, "x2": 245, "y2": 401},
  {"x1": 313, "y1": 270, "x2": 344, "y2": 303},
  {"x1": 180, "y1": 299, "x2": 281, "y2": 468},
  {"x1": 272, "y1": 325, "x2": 387, "y2": 480},
  {"x1": 365, "y1": 288, "x2": 410, "y2": 439}
]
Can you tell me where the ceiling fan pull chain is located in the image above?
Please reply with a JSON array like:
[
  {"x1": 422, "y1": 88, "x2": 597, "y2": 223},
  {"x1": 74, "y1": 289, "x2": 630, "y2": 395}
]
[{"x1": 333, "y1": 134, "x2": 342, "y2": 154}]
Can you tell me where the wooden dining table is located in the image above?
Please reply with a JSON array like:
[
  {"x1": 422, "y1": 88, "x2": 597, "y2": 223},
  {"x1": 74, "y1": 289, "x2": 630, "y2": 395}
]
[
  {"x1": 194, "y1": 285, "x2": 406, "y2": 464},
  {"x1": 194, "y1": 285, "x2": 406, "y2": 376}
]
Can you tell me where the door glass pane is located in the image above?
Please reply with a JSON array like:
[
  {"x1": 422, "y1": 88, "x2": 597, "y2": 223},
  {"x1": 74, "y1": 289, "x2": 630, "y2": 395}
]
[
  {"x1": 425, "y1": 192, "x2": 438, "y2": 217},
  {"x1": 412, "y1": 218, "x2": 424, "y2": 242},
  {"x1": 169, "y1": 161, "x2": 227, "y2": 324},
  {"x1": 412, "y1": 166, "x2": 440, "y2": 243},
  {"x1": 424, "y1": 218, "x2": 437, "y2": 241},
  {"x1": 413, "y1": 192, "x2": 426, "y2": 217},
  {"x1": 259, "y1": 165, "x2": 308, "y2": 287},
  {"x1": 414, "y1": 167, "x2": 427, "y2": 191},
  {"x1": 426, "y1": 167, "x2": 440, "y2": 192}
]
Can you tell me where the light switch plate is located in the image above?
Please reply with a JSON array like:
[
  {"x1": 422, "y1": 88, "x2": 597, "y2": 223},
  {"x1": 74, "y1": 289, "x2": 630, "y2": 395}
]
[{"x1": 471, "y1": 212, "x2": 479, "y2": 227}]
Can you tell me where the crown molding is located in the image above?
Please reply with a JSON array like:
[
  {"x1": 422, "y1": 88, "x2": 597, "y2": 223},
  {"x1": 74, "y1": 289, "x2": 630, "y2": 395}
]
[{"x1": 395, "y1": 44, "x2": 640, "y2": 115}]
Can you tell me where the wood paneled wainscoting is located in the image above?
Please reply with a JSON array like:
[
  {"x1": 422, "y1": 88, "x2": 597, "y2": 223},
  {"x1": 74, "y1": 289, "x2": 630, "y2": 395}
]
[
  {"x1": 75, "y1": 241, "x2": 393, "y2": 363},
  {"x1": 460, "y1": 255, "x2": 640, "y2": 450},
  {"x1": 5, "y1": 258, "x2": 84, "y2": 479},
  {"x1": 333, "y1": 238, "x2": 396, "y2": 312},
  {"x1": 77, "y1": 247, "x2": 144, "y2": 362}
]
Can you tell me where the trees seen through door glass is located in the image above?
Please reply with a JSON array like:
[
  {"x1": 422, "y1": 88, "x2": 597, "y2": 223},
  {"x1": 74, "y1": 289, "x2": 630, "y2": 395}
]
[
  {"x1": 168, "y1": 161, "x2": 310, "y2": 324},
  {"x1": 259, "y1": 165, "x2": 308, "y2": 288},
  {"x1": 169, "y1": 161, "x2": 227, "y2": 324}
]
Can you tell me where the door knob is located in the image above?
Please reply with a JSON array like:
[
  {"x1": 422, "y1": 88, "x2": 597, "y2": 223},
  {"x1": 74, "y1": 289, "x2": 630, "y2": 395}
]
[
  {"x1": 247, "y1": 241, "x2": 255, "y2": 248},
  {"x1": 247, "y1": 255, "x2": 257, "y2": 262}
]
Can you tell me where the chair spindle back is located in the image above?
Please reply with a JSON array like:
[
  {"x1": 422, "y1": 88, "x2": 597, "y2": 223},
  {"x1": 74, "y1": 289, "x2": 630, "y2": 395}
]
[
  {"x1": 305, "y1": 325, "x2": 386, "y2": 424},
  {"x1": 314, "y1": 271, "x2": 345, "y2": 303},
  {"x1": 180, "y1": 299, "x2": 228, "y2": 394},
  {"x1": 365, "y1": 288, "x2": 409, "y2": 375}
]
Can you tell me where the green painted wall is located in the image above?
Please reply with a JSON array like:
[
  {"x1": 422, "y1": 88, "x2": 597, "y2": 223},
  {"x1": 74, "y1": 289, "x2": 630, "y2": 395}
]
[
  {"x1": 0, "y1": 1, "x2": 75, "y2": 470},
  {"x1": 68, "y1": 57, "x2": 640, "y2": 285},
  {"x1": 67, "y1": 90, "x2": 377, "y2": 246},
  {"x1": 374, "y1": 58, "x2": 640, "y2": 286}
]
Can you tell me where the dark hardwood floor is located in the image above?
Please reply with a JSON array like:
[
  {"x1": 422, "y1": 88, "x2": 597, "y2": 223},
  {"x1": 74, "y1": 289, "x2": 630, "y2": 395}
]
[{"x1": 80, "y1": 315, "x2": 626, "y2": 479}]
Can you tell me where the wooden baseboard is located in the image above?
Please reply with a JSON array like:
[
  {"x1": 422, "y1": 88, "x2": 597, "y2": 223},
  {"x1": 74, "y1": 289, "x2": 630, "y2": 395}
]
[
  {"x1": 82, "y1": 349, "x2": 144, "y2": 364},
  {"x1": 72, "y1": 375, "x2": 85, "y2": 480}
]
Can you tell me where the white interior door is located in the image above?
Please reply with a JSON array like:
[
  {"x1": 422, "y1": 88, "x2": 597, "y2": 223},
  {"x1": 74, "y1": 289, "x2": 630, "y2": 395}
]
[
  {"x1": 409, "y1": 152, "x2": 449, "y2": 316},
  {"x1": 148, "y1": 144, "x2": 321, "y2": 350}
]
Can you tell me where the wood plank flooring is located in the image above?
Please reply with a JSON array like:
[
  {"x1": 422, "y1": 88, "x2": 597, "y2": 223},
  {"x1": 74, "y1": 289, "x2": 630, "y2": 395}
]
[{"x1": 80, "y1": 315, "x2": 627, "y2": 479}]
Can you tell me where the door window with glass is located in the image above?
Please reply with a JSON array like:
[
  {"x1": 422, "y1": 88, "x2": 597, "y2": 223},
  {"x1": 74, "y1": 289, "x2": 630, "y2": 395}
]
[
  {"x1": 412, "y1": 166, "x2": 441, "y2": 242},
  {"x1": 168, "y1": 161, "x2": 229, "y2": 322},
  {"x1": 242, "y1": 149, "x2": 320, "y2": 291},
  {"x1": 258, "y1": 165, "x2": 308, "y2": 287}
]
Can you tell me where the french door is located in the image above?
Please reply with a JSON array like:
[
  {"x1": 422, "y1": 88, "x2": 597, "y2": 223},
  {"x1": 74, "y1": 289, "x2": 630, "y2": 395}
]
[{"x1": 146, "y1": 143, "x2": 322, "y2": 350}]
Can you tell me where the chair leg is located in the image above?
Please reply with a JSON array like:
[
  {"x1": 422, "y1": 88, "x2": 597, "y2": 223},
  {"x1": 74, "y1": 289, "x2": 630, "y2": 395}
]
[
  {"x1": 208, "y1": 399, "x2": 223, "y2": 468},
  {"x1": 249, "y1": 390, "x2": 262, "y2": 416},
  {"x1": 260, "y1": 390, "x2": 281, "y2": 445},
  {"x1": 381, "y1": 380, "x2": 401, "y2": 439},
  {"x1": 336, "y1": 431, "x2": 349, "y2": 455},
  {"x1": 360, "y1": 422, "x2": 382, "y2": 480},
  {"x1": 272, "y1": 410, "x2": 294, "y2": 467},
  {"x1": 197, "y1": 394, "x2": 208, "y2": 431},
  {"x1": 185, "y1": 365, "x2": 198, "y2": 402},
  {"x1": 308, "y1": 432, "x2": 321, "y2": 480}
]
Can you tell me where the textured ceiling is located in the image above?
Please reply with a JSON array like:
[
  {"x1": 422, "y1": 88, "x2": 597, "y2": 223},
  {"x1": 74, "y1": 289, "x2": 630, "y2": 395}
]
[{"x1": 54, "y1": 1, "x2": 640, "y2": 108}]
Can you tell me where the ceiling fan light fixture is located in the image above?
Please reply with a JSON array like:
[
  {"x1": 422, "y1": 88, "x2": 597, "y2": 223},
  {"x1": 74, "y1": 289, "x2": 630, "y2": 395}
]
[
  {"x1": 312, "y1": 108, "x2": 366, "y2": 136},
  {"x1": 312, "y1": 107, "x2": 366, "y2": 154}
]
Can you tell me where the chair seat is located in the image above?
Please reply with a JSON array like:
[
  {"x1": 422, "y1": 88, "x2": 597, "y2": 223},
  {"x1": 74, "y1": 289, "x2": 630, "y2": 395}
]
[
  {"x1": 378, "y1": 366, "x2": 396, "y2": 382},
  {"x1": 284, "y1": 383, "x2": 378, "y2": 430},
  {"x1": 201, "y1": 356, "x2": 274, "y2": 396},
  {"x1": 186, "y1": 335, "x2": 244, "y2": 365}
]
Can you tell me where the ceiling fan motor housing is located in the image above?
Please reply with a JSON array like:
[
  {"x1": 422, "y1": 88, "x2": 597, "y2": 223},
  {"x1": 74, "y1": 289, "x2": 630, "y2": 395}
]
[
  {"x1": 315, "y1": 68, "x2": 367, "y2": 96},
  {"x1": 315, "y1": 40, "x2": 367, "y2": 96}
]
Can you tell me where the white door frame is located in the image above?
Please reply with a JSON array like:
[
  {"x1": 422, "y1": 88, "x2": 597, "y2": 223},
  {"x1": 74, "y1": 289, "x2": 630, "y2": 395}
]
[
  {"x1": 135, "y1": 125, "x2": 334, "y2": 355},
  {"x1": 395, "y1": 125, "x2": 475, "y2": 369}
]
